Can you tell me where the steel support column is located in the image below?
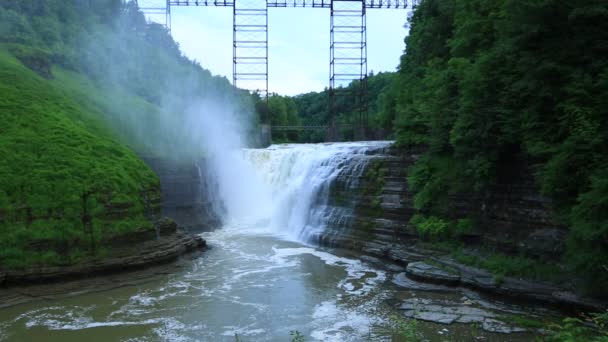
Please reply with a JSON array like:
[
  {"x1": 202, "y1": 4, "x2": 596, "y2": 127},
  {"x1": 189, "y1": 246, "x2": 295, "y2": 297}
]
[
  {"x1": 138, "y1": 0, "x2": 418, "y2": 140},
  {"x1": 233, "y1": 0, "x2": 269, "y2": 101},
  {"x1": 135, "y1": 0, "x2": 172, "y2": 31},
  {"x1": 329, "y1": 0, "x2": 367, "y2": 141}
]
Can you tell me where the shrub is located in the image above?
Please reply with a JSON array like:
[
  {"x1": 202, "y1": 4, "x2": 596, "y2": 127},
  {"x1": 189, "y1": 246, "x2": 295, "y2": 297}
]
[
  {"x1": 410, "y1": 214, "x2": 450, "y2": 239},
  {"x1": 545, "y1": 311, "x2": 608, "y2": 342},
  {"x1": 454, "y1": 218, "x2": 474, "y2": 236}
]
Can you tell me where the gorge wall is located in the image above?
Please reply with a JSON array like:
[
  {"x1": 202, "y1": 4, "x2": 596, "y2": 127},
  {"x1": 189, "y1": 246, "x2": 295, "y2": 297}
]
[
  {"x1": 143, "y1": 143, "x2": 602, "y2": 310},
  {"x1": 316, "y1": 146, "x2": 567, "y2": 261},
  {"x1": 144, "y1": 145, "x2": 566, "y2": 262},
  {"x1": 313, "y1": 145, "x2": 608, "y2": 311},
  {"x1": 145, "y1": 158, "x2": 221, "y2": 232}
]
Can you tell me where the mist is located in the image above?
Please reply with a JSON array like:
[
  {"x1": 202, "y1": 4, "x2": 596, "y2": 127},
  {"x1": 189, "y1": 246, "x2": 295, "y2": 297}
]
[
  {"x1": 73, "y1": 3, "x2": 273, "y2": 222},
  {"x1": 180, "y1": 99, "x2": 273, "y2": 222}
]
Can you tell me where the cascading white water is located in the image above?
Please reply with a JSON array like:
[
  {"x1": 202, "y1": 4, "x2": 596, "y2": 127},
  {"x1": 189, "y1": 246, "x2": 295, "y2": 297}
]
[{"x1": 239, "y1": 141, "x2": 393, "y2": 241}]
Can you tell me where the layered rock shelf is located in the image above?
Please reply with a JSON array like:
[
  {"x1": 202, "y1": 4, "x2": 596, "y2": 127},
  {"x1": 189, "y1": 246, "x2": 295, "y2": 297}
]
[
  {"x1": 145, "y1": 157, "x2": 221, "y2": 231},
  {"x1": 310, "y1": 145, "x2": 607, "y2": 312},
  {"x1": 0, "y1": 219, "x2": 205, "y2": 287}
]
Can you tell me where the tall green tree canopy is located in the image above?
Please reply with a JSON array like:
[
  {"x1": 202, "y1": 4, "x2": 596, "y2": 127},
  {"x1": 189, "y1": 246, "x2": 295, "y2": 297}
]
[{"x1": 388, "y1": 0, "x2": 608, "y2": 294}]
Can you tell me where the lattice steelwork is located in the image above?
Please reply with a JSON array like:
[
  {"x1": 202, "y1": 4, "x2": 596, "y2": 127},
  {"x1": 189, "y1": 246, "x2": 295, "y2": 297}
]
[
  {"x1": 329, "y1": 0, "x2": 367, "y2": 139},
  {"x1": 135, "y1": 0, "x2": 419, "y2": 137},
  {"x1": 170, "y1": 0, "x2": 411, "y2": 7},
  {"x1": 134, "y1": 0, "x2": 172, "y2": 31},
  {"x1": 233, "y1": 0, "x2": 269, "y2": 98}
]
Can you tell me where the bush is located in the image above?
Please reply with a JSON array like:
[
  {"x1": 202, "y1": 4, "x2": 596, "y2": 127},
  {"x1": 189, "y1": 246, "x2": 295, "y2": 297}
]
[
  {"x1": 567, "y1": 166, "x2": 608, "y2": 297},
  {"x1": 452, "y1": 249, "x2": 563, "y2": 282},
  {"x1": 545, "y1": 311, "x2": 608, "y2": 342},
  {"x1": 7, "y1": 44, "x2": 52, "y2": 78},
  {"x1": 407, "y1": 155, "x2": 462, "y2": 212},
  {"x1": 454, "y1": 218, "x2": 473, "y2": 236},
  {"x1": 391, "y1": 0, "x2": 608, "y2": 295},
  {"x1": 410, "y1": 214, "x2": 450, "y2": 239}
]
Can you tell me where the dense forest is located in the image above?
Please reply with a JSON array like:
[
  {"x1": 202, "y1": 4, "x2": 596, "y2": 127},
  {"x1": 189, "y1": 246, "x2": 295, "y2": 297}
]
[
  {"x1": 270, "y1": 72, "x2": 397, "y2": 142},
  {"x1": 0, "y1": 0, "x2": 256, "y2": 267},
  {"x1": 384, "y1": 0, "x2": 608, "y2": 294}
]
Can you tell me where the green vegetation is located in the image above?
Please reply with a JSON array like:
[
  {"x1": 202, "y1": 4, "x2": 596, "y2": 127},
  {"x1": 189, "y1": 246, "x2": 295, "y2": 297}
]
[
  {"x1": 265, "y1": 94, "x2": 301, "y2": 143},
  {"x1": 386, "y1": 0, "x2": 608, "y2": 295},
  {"x1": 410, "y1": 215, "x2": 449, "y2": 239},
  {"x1": 418, "y1": 240, "x2": 565, "y2": 283},
  {"x1": 289, "y1": 330, "x2": 305, "y2": 342},
  {"x1": 0, "y1": 47, "x2": 157, "y2": 267},
  {"x1": 409, "y1": 215, "x2": 473, "y2": 240},
  {"x1": 545, "y1": 311, "x2": 608, "y2": 342},
  {"x1": 389, "y1": 314, "x2": 419, "y2": 341},
  {"x1": 0, "y1": 0, "x2": 258, "y2": 268},
  {"x1": 287, "y1": 72, "x2": 397, "y2": 142},
  {"x1": 451, "y1": 248, "x2": 564, "y2": 283},
  {"x1": 499, "y1": 315, "x2": 546, "y2": 330},
  {"x1": 362, "y1": 159, "x2": 385, "y2": 209}
]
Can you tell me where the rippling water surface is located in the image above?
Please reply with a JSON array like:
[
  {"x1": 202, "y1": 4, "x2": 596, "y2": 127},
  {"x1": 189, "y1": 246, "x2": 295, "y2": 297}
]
[{"x1": 0, "y1": 223, "x2": 397, "y2": 341}]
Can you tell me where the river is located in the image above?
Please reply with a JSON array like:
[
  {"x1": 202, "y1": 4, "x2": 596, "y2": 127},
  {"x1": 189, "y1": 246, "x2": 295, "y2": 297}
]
[{"x1": 0, "y1": 142, "x2": 552, "y2": 341}]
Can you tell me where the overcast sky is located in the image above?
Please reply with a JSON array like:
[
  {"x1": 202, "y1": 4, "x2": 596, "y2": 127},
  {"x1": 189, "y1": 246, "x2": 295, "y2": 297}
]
[{"x1": 164, "y1": 7, "x2": 410, "y2": 95}]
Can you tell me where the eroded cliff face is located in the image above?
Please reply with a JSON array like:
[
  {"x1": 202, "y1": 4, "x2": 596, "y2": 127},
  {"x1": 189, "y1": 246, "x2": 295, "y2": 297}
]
[
  {"x1": 144, "y1": 158, "x2": 221, "y2": 232},
  {"x1": 316, "y1": 146, "x2": 567, "y2": 261},
  {"x1": 310, "y1": 146, "x2": 608, "y2": 310}
]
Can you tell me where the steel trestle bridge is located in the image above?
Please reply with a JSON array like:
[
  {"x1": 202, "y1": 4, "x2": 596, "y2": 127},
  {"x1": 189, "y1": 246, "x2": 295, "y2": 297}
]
[{"x1": 134, "y1": 0, "x2": 418, "y2": 140}]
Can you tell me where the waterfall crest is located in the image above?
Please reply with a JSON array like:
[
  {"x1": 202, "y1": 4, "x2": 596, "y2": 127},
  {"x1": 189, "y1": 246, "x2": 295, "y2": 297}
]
[{"x1": 240, "y1": 141, "x2": 392, "y2": 242}]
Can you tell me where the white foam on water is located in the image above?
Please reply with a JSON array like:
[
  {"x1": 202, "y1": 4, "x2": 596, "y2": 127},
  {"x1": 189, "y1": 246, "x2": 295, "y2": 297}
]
[
  {"x1": 309, "y1": 300, "x2": 379, "y2": 342},
  {"x1": 21, "y1": 305, "x2": 163, "y2": 331},
  {"x1": 271, "y1": 247, "x2": 386, "y2": 297},
  {"x1": 221, "y1": 325, "x2": 266, "y2": 338},
  {"x1": 267, "y1": 246, "x2": 389, "y2": 341}
]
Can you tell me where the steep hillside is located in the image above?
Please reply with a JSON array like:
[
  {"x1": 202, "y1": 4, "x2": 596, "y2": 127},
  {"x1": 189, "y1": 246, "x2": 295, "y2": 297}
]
[
  {"x1": 0, "y1": 48, "x2": 160, "y2": 268},
  {"x1": 0, "y1": 0, "x2": 256, "y2": 270}
]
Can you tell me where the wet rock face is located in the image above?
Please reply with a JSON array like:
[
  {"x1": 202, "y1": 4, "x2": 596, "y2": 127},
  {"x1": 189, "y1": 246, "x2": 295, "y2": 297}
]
[
  {"x1": 0, "y1": 220, "x2": 206, "y2": 287},
  {"x1": 315, "y1": 146, "x2": 567, "y2": 260},
  {"x1": 396, "y1": 298, "x2": 527, "y2": 334},
  {"x1": 144, "y1": 157, "x2": 221, "y2": 232},
  {"x1": 392, "y1": 272, "x2": 457, "y2": 292},
  {"x1": 311, "y1": 145, "x2": 608, "y2": 311},
  {"x1": 406, "y1": 261, "x2": 461, "y2": 285},
  {"x1": 519, "y1": 228, "x2": 567, "y2": 258}
]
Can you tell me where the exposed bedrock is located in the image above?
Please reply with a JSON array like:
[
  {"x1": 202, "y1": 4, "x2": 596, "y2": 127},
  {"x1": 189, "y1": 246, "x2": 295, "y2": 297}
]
[
  {"x1": 308, "y1": 145, "x2": 606, "y2": 312},
  {"x1": 145, "y1": 157, "x2": 221, "y2": 232},
  {"x1": 0, "y1": 218, "x2": 206, "y2": 287}
]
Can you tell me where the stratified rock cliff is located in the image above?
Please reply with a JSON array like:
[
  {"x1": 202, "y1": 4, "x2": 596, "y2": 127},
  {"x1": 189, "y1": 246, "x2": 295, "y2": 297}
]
[
  {"x1": 145, "y1": 158, "x2": 221, "y2": 232},
  {"x1": 317, "y1": 146, "x2": 566, "y2": 261}
]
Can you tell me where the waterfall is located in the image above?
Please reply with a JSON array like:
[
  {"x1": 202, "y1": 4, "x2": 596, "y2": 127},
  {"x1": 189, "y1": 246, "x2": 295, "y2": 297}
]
[{"x1": 242, "y1": 141, "x2": 392, "y2": 242}]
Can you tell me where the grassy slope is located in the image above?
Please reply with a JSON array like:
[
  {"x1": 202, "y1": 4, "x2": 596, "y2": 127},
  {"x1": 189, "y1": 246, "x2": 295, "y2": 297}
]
[{"x1": 0, "y1": 48, "x2": 159, "y2": 268}]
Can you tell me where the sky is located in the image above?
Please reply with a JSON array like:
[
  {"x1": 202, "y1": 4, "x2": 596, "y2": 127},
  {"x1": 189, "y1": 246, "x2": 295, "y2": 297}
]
[{"x1": 153, "y1": 6, "x2": 411, "y2": 96}]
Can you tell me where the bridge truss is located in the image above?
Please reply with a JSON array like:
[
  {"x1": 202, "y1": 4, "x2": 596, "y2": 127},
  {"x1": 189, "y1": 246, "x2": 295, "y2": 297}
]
[{"x1": 135, "y1": 0, "x2": 417, "y2": 139}]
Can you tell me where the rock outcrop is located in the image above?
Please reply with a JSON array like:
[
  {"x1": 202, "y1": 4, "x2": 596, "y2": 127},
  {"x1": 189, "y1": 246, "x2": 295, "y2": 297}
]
[
  {"x1": 316, "y1": 145, "x2": 566, "y2": 259},
  {"x1": 396, "y1": 297, "x2": 528, "y2": 333},
  {"x1": 0, "y1": 218, "x2": 205, "y2": 287},
  {"x1": 144, "y1": 157, "x2": 221, "y2": 231},
  {"x1": 310, "y1": 145, "x2": 607, "y2": 312}
]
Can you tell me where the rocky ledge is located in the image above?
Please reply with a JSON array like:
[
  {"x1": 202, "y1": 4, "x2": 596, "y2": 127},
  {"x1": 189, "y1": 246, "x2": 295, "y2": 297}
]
[
  {"x1": 361, "y1": 241, "x2": 607, "y2": 313},
  {"x1": 396, "y1": 297, "x2": 528, "y2": 334},
  {"x1": 0, "y1": 218, "x2": 206, "y2": 287}
]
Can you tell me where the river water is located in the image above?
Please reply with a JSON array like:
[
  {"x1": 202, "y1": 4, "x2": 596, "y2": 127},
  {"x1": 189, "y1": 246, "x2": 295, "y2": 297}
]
[{"x1": 0, "y1": 142, "x2": 551, "y2": 341}]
